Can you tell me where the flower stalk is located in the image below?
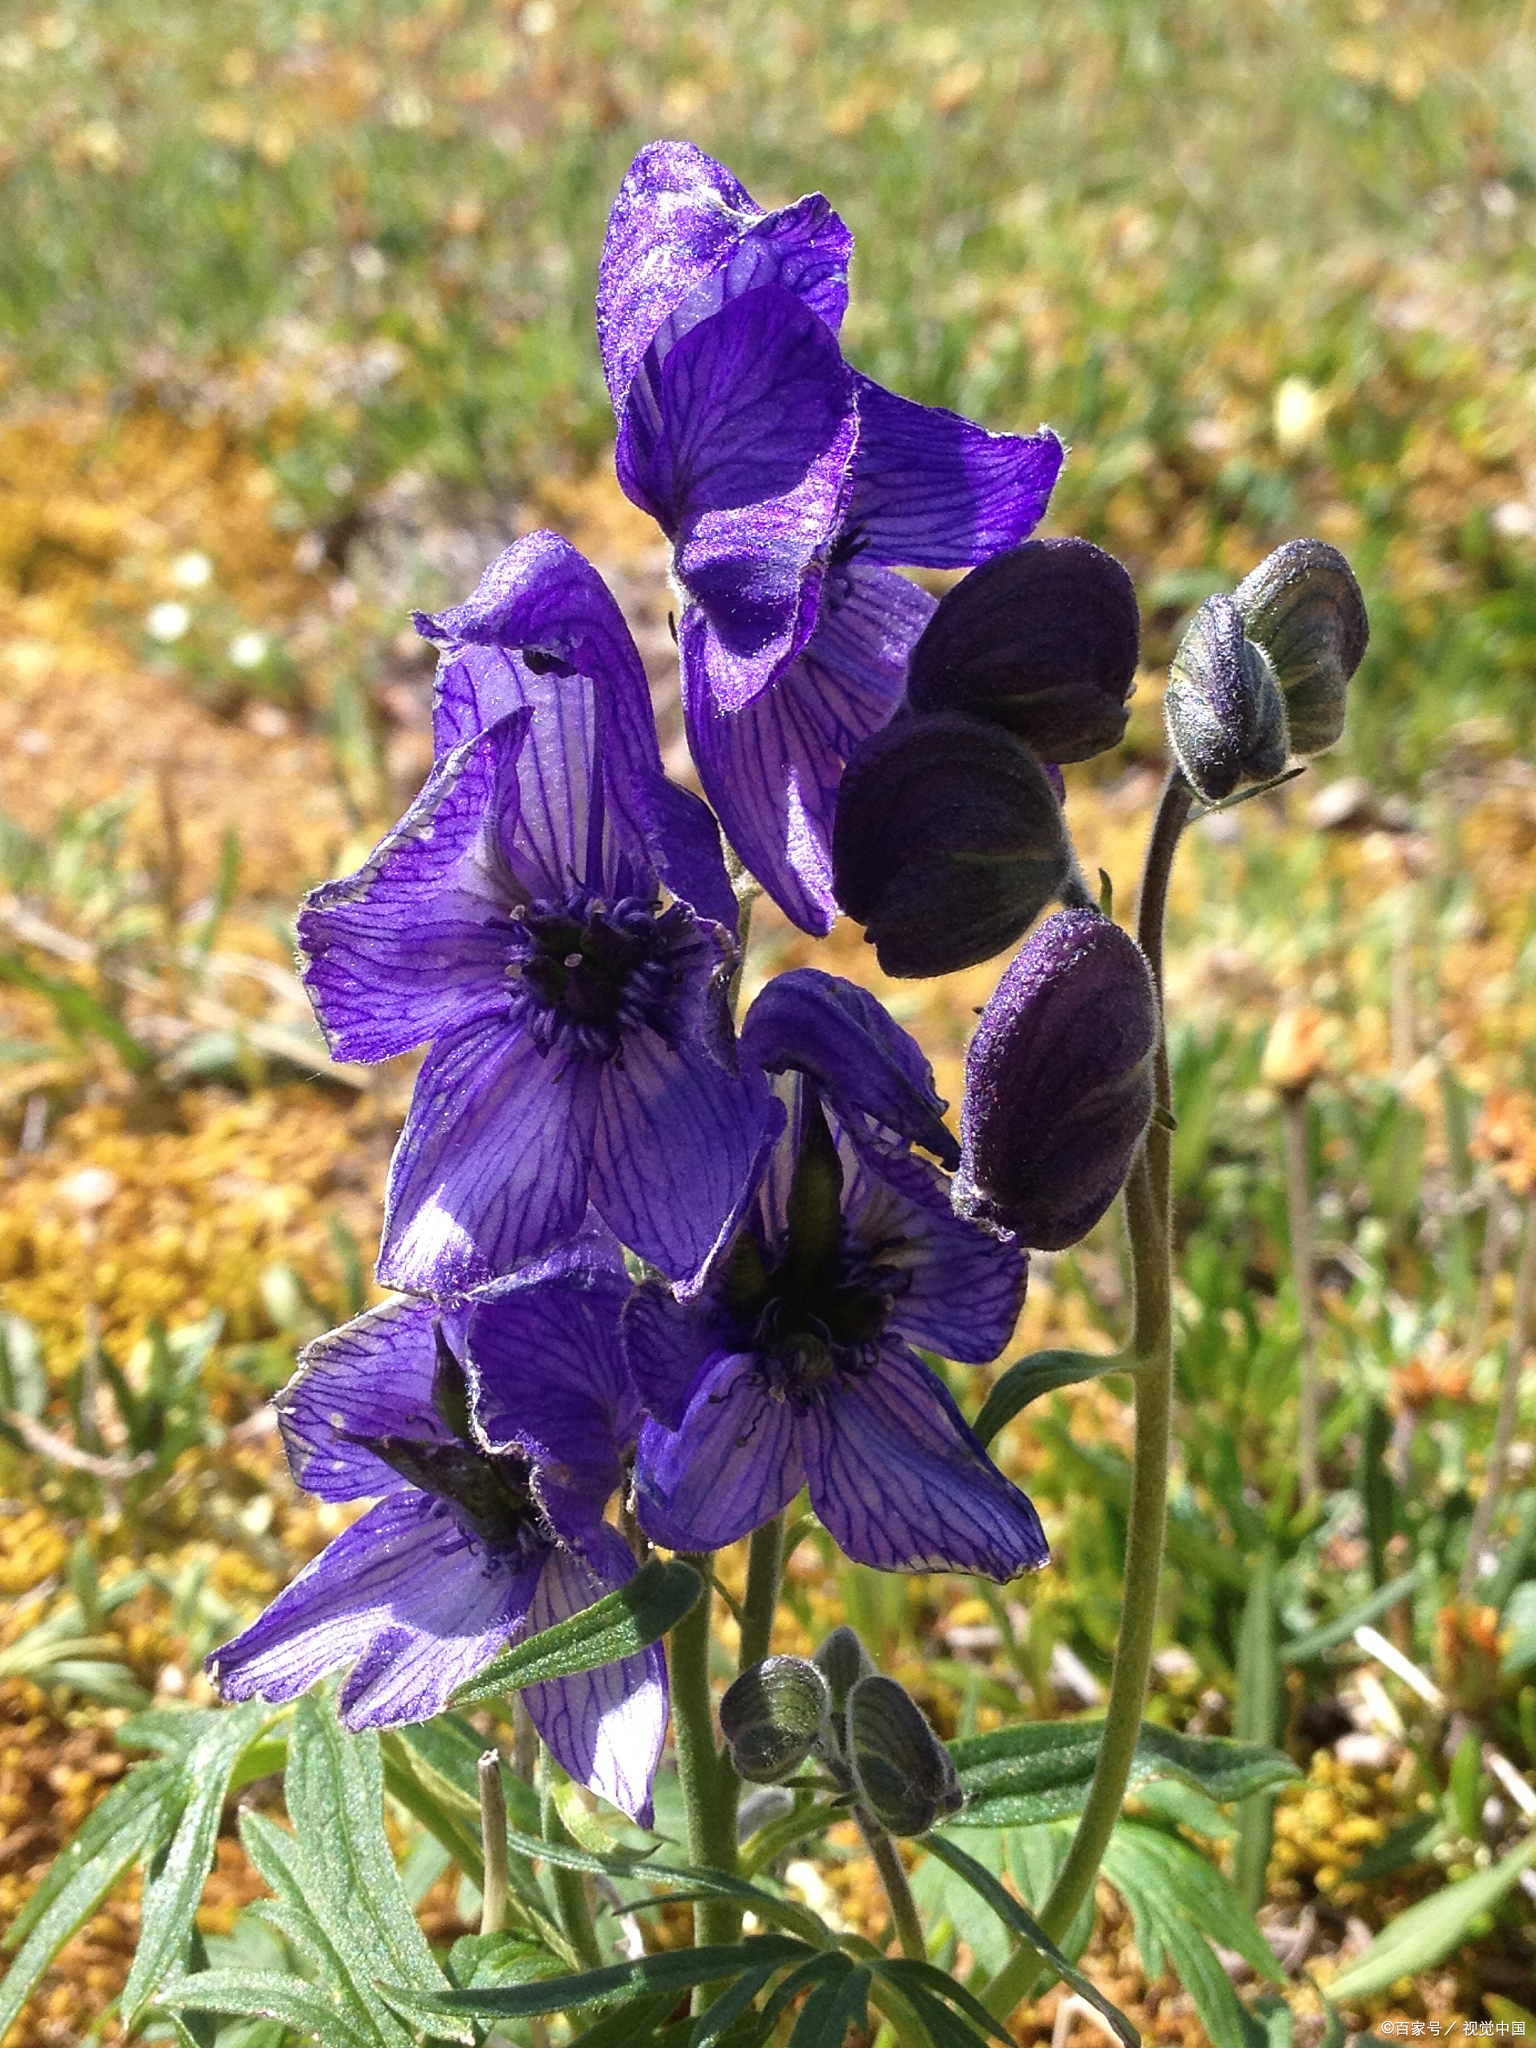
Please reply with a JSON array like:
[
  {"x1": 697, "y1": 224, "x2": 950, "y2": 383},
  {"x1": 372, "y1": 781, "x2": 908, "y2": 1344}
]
[
  {"x1": 984, "y1": 772, "x2": 1189, "y2": 2021},
  {"x1": 669, "y1": 1557, "x2": 742, "y2": 1962}
]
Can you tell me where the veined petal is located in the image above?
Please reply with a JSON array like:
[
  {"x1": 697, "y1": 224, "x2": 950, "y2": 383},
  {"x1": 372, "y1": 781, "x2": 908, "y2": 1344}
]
[
  {"x1": 682, "y1": 561, "x2": 926, "y2": 932},
  {"x1": 843, "y1": 1140, "x2": 1026, "y2": 1364},
  {"x1": 378, "y1": 1018, "x2": 598, "y2": 1295},
  {"x1": 208, "y1": 1493, "x2": 539, "y2": 1727},
  {"x1": 634, "y1": 1354, "x2": 805, "y2": 1552},
  {"x1": 466, "y1": 1268, "x2": 635, "y2": 1542},
  {"x1": 740, "y1": 968, "x2": 957, "y2": 1167},
  {"x1": 802, "y1": 1348, "x2": 1048, "y2": 1578},
  {"x1": 620, "y1": 1279, "x2": 733, "y2": 1430},
  {"x1": 591, "y1": 1028, "x2": 771, "y2": 1284},
  {"x1": 847, "y1": 376, "x2": 1064, "y2": 569},
  {"x1": 297, "y1": 713, "x2": 528, "y2": 1062},
  {"x1": 598, "y1": 140, "x2": 852, "y2": 413},
  {"x1": 276, "y1": 1296, "x2": 451, "y2": 1504},
  {"x1": 522, "y1": 1530, "x2": 668, "y2": 1826},
  {"x1": 420, "y1": 534, "x2": 737, "y2": 926},
  {"x1": 618, "y1": 285, "x2": 853, "y2": 535}
]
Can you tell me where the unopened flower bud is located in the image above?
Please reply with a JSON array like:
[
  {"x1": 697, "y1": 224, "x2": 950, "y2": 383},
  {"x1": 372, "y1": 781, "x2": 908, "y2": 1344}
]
[
  {"x1": 956, "y1": 909, "x2": 1157, "y2": 1249},
  {"x1": 1231, "y1": 539, "x2": 1368, "y2": 758},
  {"x1": 813, "y1": 1625, "x2": 875, "y2": 1718},
  {"x1": 845, "y1": 1673, "x2": 962, "y2": 1837},
  {"x1": 719, "y1": 1656, "x2": 830, "y2": 1784},
  {"x1": 905, "y1": 538, "x2": 1140, "y2": 763},
  {"x1": 832, "y1": 712, "x2": 1074, "y2": 978},
  {"x1": 1164, "y1": 593, "x2": 1288, "y2": 802}
]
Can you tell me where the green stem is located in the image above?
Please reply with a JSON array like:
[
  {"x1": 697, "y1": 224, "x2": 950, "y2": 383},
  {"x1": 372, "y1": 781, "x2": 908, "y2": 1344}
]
[
  {"x1": 983, "y1": 769, "x2": 1188, "y2": 2023},
  {"x1": 669, "y1": 1553, "x2": 742, "y2": 1969},
  {"x1": 739, "y1": 1511, "x2": 786, "y2": 1673},
  {"x1": 857, "y1": 1810, "x2": 926, "y2": 1961},
  {"x1": 539, "y1": 1758, "x2": 604, "y2": 1972}
]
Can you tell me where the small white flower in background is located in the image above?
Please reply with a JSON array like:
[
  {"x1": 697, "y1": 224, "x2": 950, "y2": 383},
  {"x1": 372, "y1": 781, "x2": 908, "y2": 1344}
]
[
  {"x1": 171, "y1": 551, "x2": 213, "y2": 590},
  {"x1": 146, "y1": 600, "x2": 191, "y2": 642},
  {"x1": 1273, "y1": 375, "x2": 1327, "y2": 453},
  {"x1": 229, "y1": 630, "x2": 269, "y2": 669}
]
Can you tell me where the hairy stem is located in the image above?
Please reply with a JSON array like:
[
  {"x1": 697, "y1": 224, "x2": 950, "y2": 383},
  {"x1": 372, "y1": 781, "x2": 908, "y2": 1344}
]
[
  {"x1": 1280, "y1": 1085, "x2": 1321, "y2": 1501},
  {"x1": 857, "y1": 1811, "x2": 927, "y2": 1962},
  {"x1": 1460, "y1": 1187, "x2": 1536, "y2": 1598},
  {"x1": 669, "y1": 1554, "x2": 742, "y2": 1979},
  {"x1": 984, "y1": 770, "x2": 1187, "y2": 2022},
  {"x1": 539, "y1": 1757, "x2": 604, "y2": 1972},
  {"x1": 739, "y1": 1511, "x2": 787, "y2": 1673}
]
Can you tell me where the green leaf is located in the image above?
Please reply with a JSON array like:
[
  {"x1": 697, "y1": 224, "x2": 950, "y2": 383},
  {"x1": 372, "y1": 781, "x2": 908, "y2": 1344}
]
[
  {"x1": 0, "y1": 1760, "x2": 183, "y2": 2042},
  {"x1": 411, "y1": 1934, "x2": 816, "y2": 2019},
  {"x1": 873, "y1": 1956, "x2": 1012, "y2": 2043},
  {"x1": 123, "y1": 1701, "x2": 274, "y2": 2024},
  {"x1": 1234, "y1": 1553, "x2": 1280, "y2": 1913},
  {"x1": 0, "y1": 949, "x2": 156, "y2": 1071},
  {"x1": 949, "y1": 1718, "x2": 1298, "y2": 1828},
  {"x1": 237, "y1": 1810, "x2": 385, "y2": 2043},
  {"x1": 1031, "y1": 1419, "x2": 1249, "y2": 1587},
  {"x1": 1328, "y1": 1834, "x2": 1536, "y2": 2000},
  {"x1": 1336, "y1": 1810, "x2": 1441, "y2": 1886},
  {"x1": 154, "y1": 1968, "x2": 374, "y2": 2044},
  {"x1": 1280, "y1": 1567, "x2": 1423, "y2": 1662},
  {"x1": 973, "y1": 1351, "x2": 1132, "y2": 1448},
  {"x1": 1501, "y1": 1581, "x2": 1536, "y2": 1676},
  {"x1": 788, "y1": 1959, "x2": 867, "y2": 2048},
  {"x1": 569, "y1": 1989, "x2": 679, "y2": 2044},
  {"x1": 282, "y1": 1698, "x2": 460, "y2": 2040},
  {"x1": 691, "y1": 1960, "x2": 787, "y2": 2047},
  {"x1": 922, "y1": 1835, "x2": 1139, "y2": 2047},
  {"x1": 449, "y1": 1557, "x2": 703, "y2": 1707}
]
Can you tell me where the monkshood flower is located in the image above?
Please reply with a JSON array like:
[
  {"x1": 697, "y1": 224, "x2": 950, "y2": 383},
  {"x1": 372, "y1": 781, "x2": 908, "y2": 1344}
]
[
  {"x1": 208, "y1": 1234, "x2": 667, "y2": 1824},
  {"x1": 627, "y1": 970, "x2": 1046, "y2": 1578},
  {"x1": 955, "y1": 909, "x2": 1158, "y2": 1249},
  {"x1": 596, "y1": 140, "x2": 1064, "y2": 934},
  {"x1": 902, "y1": 537, "x2": 1140, "y2": 763},
  {"x1": 302, "y1": 532, "x2": 765, "y2": 1294},
  {"x1": 1164, "y1": 591, "x2": 1289, "y2": 803},
  {"x1": 832, "y1": 709, "x2": 1076, "y2": 979}
]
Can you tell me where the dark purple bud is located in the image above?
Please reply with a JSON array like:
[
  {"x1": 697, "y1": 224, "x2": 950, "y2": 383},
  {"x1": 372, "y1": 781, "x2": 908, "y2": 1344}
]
[
  {"x1": 832, "y1": 712, "x2": 1074, "y2": 979},
  {"x1": 1164, "y1": 593, "x2": 1289, "y2": 803},
  {"x1": 956, "y1": 909, "x2": 1157, "y2": 1249},
  {"x1": 1231, "y1": 538, "x2": 1368, "y2": 758},
  {"x1": 904, "y1": 538, "x2": 1139, "y2": 763}
]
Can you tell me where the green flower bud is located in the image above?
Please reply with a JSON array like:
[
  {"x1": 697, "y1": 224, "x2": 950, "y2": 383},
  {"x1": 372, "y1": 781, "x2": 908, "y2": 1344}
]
[
  {"x1": 719, "y1": 1656, "x2": 831, "y2": 1784},
  {"x1": 1231, "y1": 538, "x2": 1368, "y2": 758},
  {"x1": 1164, "y1": 593, "x2": 1289, "y2": 803},
  {"x1": 812, "y1": 1625, "x2": 876, "y2": 1720},
  {"x1": 845, "y1": 1673, "x2": 963, "y2": 1837}
]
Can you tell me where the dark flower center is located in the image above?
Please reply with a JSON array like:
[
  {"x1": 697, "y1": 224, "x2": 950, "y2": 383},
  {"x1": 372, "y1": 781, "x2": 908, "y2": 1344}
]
[
  {"x1": 721, "y1": 1102, "x2": 895, "y2": 1409},
  {"x1": 506, "y1": 883, "x2": 702, "y2": 1063},
  {"x1": 823, "y1": 523, "x2": 870, "y2": 617},
  {"x1": 342, "y1": 1327, "x2": 546, "y2": 1558}
]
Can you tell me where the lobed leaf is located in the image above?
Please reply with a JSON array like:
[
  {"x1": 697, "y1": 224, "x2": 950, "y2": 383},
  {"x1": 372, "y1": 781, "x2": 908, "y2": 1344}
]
[
  {"x1": 154, "y1": 1967, "x2": 375, "y2": 2045},
  {"x1": 408, "y1": 1933, "x2": 817, "y2": 2019}
]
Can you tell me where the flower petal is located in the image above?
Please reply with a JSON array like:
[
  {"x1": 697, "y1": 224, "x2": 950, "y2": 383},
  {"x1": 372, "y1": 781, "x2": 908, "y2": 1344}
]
[
  {"x1": 635, "y1": 1353, "x2": 805, "y2": 1552},
  {"x1": 522, "y1": 1529, "x2": 668, "y2": 1826},
  {"x1": 620, "y1": 1279, "x2": 734, "y2": 1430},
  {"x1": 682, "y1": 561, "x2": 928, "y2": 932},
  {"x1": 276, "y1": 1296, "x2": 452, "y2": 1503},
  {"x1": 598, "y1": 140, "x2": 852, "y2": 413},
  {"x1": 378, "y1": 1018, "x2": 598, "y2": 1295},
  {"x1": 842, "y1": 1141, "x2": 1026, "y2": 1364},
  {"x1": 590, "y1": 1028, "x2": 771, "y2": 1284},
  {"x1": 802, "y1": 1348, "x2": 1048, "y2": 1578},
  {"x1": 297, "y1": 713, "x2": 527, "y2": 1062},
  {"x1": 740, "y1": 968, "x2": 957, "y2": 1167},
  {"x1": 418, "y1": 531, "x2": 736, "y2": 926},
  {"x1": 847, "y1": 376, "x2": 1064, "y2": 569},
  {"x1": 208, "y1": 1493, "x2": 539, "y2": 1727},
  {"x1": 466, "y1": 1267, "x2": 635, "y2": 1542}
]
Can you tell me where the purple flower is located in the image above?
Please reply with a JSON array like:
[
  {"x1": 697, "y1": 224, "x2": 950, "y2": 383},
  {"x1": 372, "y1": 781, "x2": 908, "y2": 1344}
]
[
  {"x1": 627, "y1": 971, "x2": 1046, "y2": 1579},
  {"x1": 955, "y1": 910, "x2": 1158, "y2": 1249},
  {"x1": 207, "y1": 1236, "x2": 666, "y2": 1823},
  {"x1": 597, "y1": 141, "x2": 1064, "y2": 935},
  {"x1": 301, "y1": 532, "x2": 767, "y2": 1293}
]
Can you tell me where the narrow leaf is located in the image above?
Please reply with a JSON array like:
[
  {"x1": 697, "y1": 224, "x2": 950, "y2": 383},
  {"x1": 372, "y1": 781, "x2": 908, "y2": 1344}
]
[
  {"x1": 950, "y1": 1718, "x2": 1298, "y2": 1828},
  {"x1": 1279, "y1": 1567, "x2": 1422, "y2": 1662},
  {"x1": 124, "y1": 1700, "x2": 274, "y2": 2023},
  {"x1": 155, "y1": 1968, "x2": 373, "y2": 2044},
  {"x1": 973, "y1": 1351, "x2": 1132, "y2": 1447},
  {"x1": 414, "y1": 1935, "x2": 815, "y2": 2018},
  {"x1": 1328, "y1": 1835, "x2": 1536, "y2": 2000},
  {"x1": 923, "y1": 1835, "x2": 1138, "y2": 2047},
  {"x1": 450, "y1": 1558, "x2": 703, "y2": 1707},
  {"x1": 874, "y1": 1956, "x2": 1013, "y2": 2042},
  {"x1": 1233, "y1": 1554, "x2": 1279, "y2": 1914}
]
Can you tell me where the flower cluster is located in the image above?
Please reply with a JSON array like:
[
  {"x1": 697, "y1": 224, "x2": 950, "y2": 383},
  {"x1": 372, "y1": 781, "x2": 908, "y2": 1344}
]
[{"x1": 210, "y1": 141, "x2": 1361, "y2": 1825}]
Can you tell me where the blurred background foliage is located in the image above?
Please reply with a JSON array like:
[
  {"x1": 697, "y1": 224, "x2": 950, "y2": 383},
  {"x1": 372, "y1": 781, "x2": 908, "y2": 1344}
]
[{"x1": 2, "y1": 0, "x2": 1536, "y2": 2042}]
